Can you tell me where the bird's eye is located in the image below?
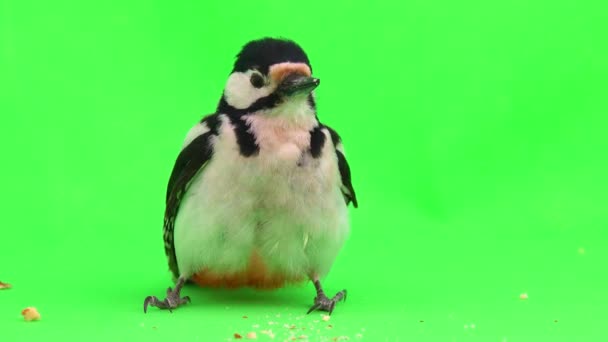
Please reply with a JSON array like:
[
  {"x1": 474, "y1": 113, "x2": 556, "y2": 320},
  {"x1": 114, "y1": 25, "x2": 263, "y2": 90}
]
[{"x1": 250, "y1": 73, "x2": 265, "y2": 88}]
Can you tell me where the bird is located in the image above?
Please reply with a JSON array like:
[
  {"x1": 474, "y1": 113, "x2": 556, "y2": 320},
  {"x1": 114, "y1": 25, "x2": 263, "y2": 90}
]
[{"x1": 143, "y1": 37, "x2": 358, "y2": 315}]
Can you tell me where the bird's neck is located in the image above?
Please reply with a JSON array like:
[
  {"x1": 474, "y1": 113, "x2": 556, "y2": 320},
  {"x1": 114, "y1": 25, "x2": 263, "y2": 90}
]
[{"x1": 262, "y1": 98, "x2": 317, "y2": 128}]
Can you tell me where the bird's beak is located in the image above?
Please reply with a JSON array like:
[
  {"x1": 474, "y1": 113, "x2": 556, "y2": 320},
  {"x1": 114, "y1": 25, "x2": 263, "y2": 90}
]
[{"x1": 277, "y1": 74, "x2": 320, "y2": 97}]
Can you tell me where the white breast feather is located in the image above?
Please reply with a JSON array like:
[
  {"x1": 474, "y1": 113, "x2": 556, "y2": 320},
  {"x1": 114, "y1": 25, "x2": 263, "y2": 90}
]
[{"x1": 173, "y1": 110, "x2": 350, "y2": 281}]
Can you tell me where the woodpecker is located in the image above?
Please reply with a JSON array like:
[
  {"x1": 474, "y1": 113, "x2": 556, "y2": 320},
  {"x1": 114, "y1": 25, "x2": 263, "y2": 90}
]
[{"x1": 144, "y1": 37, "x2": 358, "y2": 315}]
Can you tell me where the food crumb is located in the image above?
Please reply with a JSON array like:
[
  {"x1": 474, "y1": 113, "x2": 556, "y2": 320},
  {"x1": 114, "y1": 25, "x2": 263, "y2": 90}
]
[
  {"x1": 246, "y1": 332, "x2": 257, "y2": 339},
  {"x1": 243, "y1": 316, "x2": 248, "y2": 319},
  {"x1": 0, "y1": 281, "x2": 11, "y2": 289},
  {"x1": 322, "y1": 315, "x2": 331, "y2": 322},
  {"x1": 234, "y1": 333, "x2": 242, "y2": 339},
  {"x1": 299, "y1": 335, "x2": 308, "y2": 340},
  {"x1": 327, "y1": 325, "x2": 333, "y2": 329},
  {"x1": 419, "y1": 320, "x2": 424, "y2": 323},
  {"x1": 21, "y1": 307, "x2": 41, "y2": 321},
  {"x1": 520, "y1": 293, "x2": 529, "y2": 300}
]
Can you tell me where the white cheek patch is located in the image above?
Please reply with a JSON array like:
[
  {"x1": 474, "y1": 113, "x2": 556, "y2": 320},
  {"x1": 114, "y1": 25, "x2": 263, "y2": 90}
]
[{"x1": 224, "y1": 71, "x2": 274, "y2": 109}]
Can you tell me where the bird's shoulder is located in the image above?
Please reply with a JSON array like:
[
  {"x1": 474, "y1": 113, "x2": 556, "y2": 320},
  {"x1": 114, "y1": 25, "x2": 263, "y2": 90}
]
[
  {"x1": 318, "y1": 123, "x2": 345, "y2": 151},
  {"x1": 180, "y1": 113, "x2": 223, "y2": 148}
]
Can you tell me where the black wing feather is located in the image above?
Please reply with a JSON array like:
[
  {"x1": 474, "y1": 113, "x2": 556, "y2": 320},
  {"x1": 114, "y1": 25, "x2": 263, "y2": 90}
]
[
  {"x1": 163, "y1": 114, "x2": 219, "y2": 279},
  {"x1": 323, "y1": 125, "x2": 358, "y2": 208}
]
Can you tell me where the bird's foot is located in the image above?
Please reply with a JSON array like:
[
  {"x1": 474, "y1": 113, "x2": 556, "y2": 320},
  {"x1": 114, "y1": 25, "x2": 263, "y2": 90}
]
[
  {"x1": 144, "y1": 276, "x2": 190, "y2": 313},
  {"x1": 307, "y1": 289, "x2": 347, "y2": 315}
]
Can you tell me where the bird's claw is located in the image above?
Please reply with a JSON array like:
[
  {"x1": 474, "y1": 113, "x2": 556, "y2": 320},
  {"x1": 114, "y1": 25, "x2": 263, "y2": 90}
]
[
  {"x1": 143, "y1": 285, "x2": 190, "y2": 313},
  {"x1": 306, "y1": 289, "x2": 347, "y2": 315}
]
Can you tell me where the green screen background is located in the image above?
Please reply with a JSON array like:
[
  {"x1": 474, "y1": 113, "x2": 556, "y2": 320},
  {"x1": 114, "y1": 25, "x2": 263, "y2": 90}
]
[{"x1": 1, "y1": 0, "x2": 607, "y2": 341}]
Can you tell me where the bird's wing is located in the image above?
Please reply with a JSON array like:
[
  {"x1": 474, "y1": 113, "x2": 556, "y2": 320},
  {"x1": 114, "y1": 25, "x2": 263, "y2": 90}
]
[
  {"x1": 163, "y1": 114, "x2": 221, "y2": 279},
  {"x1": 322, "y1": 125, "x2": 358, "y2": 208}
]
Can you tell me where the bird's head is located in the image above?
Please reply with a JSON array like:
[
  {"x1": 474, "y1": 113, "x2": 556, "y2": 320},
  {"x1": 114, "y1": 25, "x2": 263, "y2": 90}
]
[{"x1": 218, "y1": 38, "x2": 319, "y2": 116}]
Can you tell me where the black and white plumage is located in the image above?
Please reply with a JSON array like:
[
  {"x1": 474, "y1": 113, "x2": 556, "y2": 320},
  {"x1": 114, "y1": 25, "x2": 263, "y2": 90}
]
[{"x1": 144, "y1": 38, "x2": 357, "y2": 314}]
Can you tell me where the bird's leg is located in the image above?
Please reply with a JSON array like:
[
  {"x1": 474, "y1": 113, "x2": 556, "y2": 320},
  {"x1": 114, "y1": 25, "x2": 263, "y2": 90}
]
[
  {"x1": 143, "y1": 276, "x2": 191, "y2": 313},
  {"x1": 306, "y1": 278, "x2": 347, "y2": 315}
]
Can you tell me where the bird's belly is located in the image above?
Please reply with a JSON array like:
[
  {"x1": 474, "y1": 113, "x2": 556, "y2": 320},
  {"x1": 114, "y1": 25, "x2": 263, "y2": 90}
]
[
  {"x1": 173, "y1": 138, "x2": 349, "y2": 288},
  {"x1": 190, "y1": 250, "x2": 305, "y2": 289}
]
